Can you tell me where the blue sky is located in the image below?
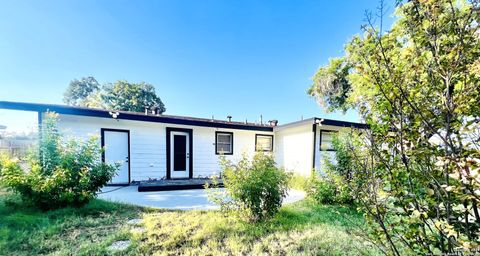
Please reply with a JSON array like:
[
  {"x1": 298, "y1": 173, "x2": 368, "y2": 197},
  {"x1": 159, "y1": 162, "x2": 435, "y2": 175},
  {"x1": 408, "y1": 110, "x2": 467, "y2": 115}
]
[{"x1": 0, "y1": 0, "x2": 394, "y2": 131}]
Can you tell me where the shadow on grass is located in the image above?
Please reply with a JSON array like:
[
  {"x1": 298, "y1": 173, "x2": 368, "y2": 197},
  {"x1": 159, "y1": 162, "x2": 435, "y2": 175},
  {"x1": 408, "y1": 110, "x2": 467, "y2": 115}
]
[
  {"x1": 0, "y1": 192, "x2": 144, "y2": 255},
  {"x1": 207, "y1": 198, "x2": 364, "y2": 240}
]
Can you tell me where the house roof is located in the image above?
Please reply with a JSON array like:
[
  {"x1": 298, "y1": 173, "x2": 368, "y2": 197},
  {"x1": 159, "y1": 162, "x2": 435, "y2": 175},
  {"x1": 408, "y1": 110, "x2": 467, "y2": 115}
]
[
  {"x1": 0, "y1": 101, "x2": 368, "y2": 132},
  {"x1": 0, "y1": 101, "x2": 274, "y2": 132}
]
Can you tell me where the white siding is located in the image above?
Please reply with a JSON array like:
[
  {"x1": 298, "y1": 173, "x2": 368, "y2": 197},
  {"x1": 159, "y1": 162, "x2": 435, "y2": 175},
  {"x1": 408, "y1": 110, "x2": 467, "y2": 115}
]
[
  {"x1": 56, "y1": 114, "x2": 272, "y2": 182},
  {"x1": 274, "y1": 123, "x2": 314, "y2": 176}
]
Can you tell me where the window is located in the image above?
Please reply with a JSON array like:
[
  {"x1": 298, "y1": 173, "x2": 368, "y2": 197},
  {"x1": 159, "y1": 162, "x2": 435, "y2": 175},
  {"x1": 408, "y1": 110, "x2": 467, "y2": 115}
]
[
  {"x1": 320, "y1": 130, "x2": 337, "y2": 151},
  {"x1": 215, "y1": 131, "x2": 233, "y2": 155},
  {"x1": 255, "y1": 134, "x2": 273, "y2": 152}
]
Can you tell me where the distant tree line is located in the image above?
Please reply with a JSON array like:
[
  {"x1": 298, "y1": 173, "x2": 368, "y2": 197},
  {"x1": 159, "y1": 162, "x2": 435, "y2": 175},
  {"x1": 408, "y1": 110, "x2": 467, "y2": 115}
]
[{"x1": 63, "y1": 77, "x2": 166, "y2": 114}]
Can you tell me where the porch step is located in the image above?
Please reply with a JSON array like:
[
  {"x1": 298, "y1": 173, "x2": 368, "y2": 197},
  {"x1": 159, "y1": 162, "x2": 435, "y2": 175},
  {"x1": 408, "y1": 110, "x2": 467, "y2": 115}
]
[{"x1": 137, "y1": 178, "x2": 223, "y2": 192}]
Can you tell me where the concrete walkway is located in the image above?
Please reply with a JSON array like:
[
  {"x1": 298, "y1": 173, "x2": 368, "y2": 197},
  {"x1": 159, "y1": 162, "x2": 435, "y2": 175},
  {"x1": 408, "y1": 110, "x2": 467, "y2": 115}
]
[{"x1": 98, "y1": 186, "x2": 306, "y2": 211}]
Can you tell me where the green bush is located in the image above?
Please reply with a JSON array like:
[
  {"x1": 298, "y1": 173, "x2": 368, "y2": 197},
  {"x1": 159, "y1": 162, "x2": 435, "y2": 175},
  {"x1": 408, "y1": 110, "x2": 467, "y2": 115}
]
[
  {"x1": 307, "y1": 169, "x2": 353, "y2": 205},
  {"x1": 0, "y1": 112, "x2": 117, "y2": 210},
  {"x1": 307, "y1": 175, "x2": 336, "y2": 204},
  {"x1": 220, "y1": 153, "x2": 290, "y2": 222},
  {"x1": 0, "y1": 155, "x2": 23, "y2": 188},
  {"x1": 307, "y1": 130, "x2": 357, "y2": 205}
]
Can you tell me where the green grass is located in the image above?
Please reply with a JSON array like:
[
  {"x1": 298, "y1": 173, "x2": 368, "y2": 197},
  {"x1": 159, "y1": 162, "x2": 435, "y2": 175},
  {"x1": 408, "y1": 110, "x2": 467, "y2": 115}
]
[
  {"x1": 0, "y1": 188, "x2": 144, "y2": 255},
  {"x1": 0, "y1": 188, "x2": 380, "y2": 256}
]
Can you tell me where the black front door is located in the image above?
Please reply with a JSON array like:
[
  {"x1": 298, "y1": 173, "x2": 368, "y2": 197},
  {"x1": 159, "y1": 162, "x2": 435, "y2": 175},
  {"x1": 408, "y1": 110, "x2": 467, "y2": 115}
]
[{"x1": 173, "y1": 134, "x2": 187, "y2": 171}]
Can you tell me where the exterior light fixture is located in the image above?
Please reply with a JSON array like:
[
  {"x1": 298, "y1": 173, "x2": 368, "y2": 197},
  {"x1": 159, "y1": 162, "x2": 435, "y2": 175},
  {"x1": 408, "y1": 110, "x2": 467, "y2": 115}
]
[{"x1": 109, "y1": 111, "x2": 120, "y2": 119}]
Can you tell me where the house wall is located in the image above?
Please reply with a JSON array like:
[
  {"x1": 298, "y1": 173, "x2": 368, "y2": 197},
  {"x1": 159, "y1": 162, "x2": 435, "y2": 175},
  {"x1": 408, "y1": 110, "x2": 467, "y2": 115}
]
[
  {"x1": 55, "y1": 114, "x2": 273, "y2": 182},
  {"x1": 273, "y1": 122, "x2": 355, "y2": 177},
  {"x1": 274, "y1": 123, "x2": 314, "y2": 176}
]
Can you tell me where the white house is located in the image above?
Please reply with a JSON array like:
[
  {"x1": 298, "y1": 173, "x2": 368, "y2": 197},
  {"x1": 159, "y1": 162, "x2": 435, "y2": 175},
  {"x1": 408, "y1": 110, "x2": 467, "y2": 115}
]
[{"x1": 0, "y1": 101, "x2": 367, "y2": 185}]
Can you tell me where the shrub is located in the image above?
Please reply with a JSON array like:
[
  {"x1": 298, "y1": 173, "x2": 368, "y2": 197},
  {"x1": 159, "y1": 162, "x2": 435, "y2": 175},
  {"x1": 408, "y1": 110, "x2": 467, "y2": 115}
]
[
  {"x1": 307, "y1": 131, "x2": 356, "y2": 205},
  {"x1": 0, "y1": 112, "x2": 117, "y2": 209},
  {"x1": 219, "y1": 153, "x2": 290, "y2": 222},
  {"x1": 307, "y1": 174, "x2": 335, "y2": 204},
  {"x1": 307, "y1": 169, "x2": 353, "y2": 205},
  {"x1": 0, "y1": 155, "x2": 23, "y2": 188}
]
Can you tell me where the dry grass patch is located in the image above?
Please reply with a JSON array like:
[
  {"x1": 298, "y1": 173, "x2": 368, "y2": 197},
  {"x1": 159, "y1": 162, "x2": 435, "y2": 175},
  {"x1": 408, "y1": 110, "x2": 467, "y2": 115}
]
[
  {"x1": 134, "y1": 200, "x2": 380, "y2": 255},
  {"x1": 0, "y1": 187, "x2": 379, "y2": 255}
]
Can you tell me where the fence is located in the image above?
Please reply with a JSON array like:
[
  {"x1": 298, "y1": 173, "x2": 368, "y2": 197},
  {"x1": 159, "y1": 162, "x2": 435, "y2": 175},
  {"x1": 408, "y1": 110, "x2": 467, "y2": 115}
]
[{"x1": 0, "y1": 139, "x2": 37, "y2": 158}]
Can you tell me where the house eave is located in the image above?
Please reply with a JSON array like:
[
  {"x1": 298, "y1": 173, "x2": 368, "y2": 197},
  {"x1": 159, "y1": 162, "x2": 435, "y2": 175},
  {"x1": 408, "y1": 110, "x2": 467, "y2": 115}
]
[
  {"x1": 273, "y1": 117, "x2": 368, "y2": 132},
  {"x1": 273, "y1": 118, "x2": 316, "y2": 132},
  {"x1": 314, "y1": 117, "x2": 368, "y2": 129},
  {"x1": 0, "y1": 101, "x2": 274, "y2": 132}
]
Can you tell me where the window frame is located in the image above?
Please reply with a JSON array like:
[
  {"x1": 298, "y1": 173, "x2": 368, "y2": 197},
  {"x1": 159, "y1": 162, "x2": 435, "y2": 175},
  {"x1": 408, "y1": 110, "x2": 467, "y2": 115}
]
[
  {"x1": 255, "y1": 134, "x2": 274, "y2": 152},
  {"x1": 215, "y1": 131, "x2": 234, "y2": 155},
  {"x1": 319, "y1": 130, "x2": 337, "y2": 151}
]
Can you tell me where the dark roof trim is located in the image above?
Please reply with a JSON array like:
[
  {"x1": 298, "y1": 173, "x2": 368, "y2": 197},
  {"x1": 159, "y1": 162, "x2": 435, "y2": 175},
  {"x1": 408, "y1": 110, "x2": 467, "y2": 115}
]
[
  {"x1": 315, "y1": 118, "x2": 369, "y2": 129},
  {"x1": 0, "y1": 101, "x2": 274, "y2": 132},
  {"x1": 275, "y1": 117, "x2": 368, "y2": 131}
]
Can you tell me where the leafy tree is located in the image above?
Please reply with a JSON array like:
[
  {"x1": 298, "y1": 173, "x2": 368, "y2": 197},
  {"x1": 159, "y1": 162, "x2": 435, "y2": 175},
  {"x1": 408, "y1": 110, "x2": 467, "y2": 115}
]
[
  {"x1": 308, "y1": 58, "x2": 353, "y2": 113},
  {"x1": 102, "y1": 81, "x2": 166, "y2": 113},
  {"x1": 309, "y1": 0, "x2": 480, "y2": 254},
  {"x1": 80, "y1": 90, "x2": 105, "y2": 109},
  {"x1": 63, "y1": 77, "x2": 100, "y2": 107},
  {"x1": 63, "y1": 78, "x2": 166, "y2": 113}
]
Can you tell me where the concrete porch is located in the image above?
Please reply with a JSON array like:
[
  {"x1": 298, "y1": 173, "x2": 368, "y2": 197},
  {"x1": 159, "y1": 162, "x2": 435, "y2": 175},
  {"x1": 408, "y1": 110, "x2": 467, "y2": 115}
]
[
  {"x1": 98, "y1": 186, "x2": 306, "y2": 211},
  {"x1": 137, "y1": 178, "x2": 223, "y2": 192}
]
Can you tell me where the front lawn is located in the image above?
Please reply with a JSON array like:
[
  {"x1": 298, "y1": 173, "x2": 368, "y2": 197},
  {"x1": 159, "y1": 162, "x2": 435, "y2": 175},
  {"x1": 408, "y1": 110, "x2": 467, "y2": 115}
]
[{"x1": 0, "y1": 189, "x2": 380, "y2": 255}]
